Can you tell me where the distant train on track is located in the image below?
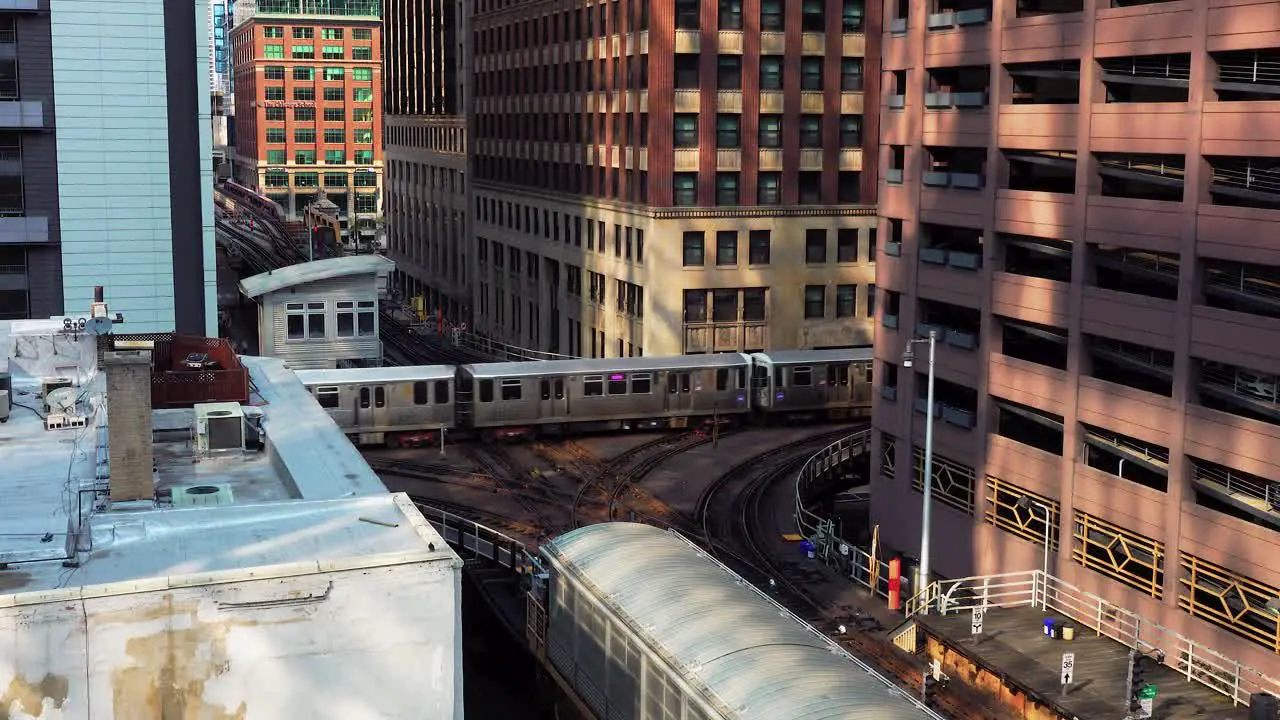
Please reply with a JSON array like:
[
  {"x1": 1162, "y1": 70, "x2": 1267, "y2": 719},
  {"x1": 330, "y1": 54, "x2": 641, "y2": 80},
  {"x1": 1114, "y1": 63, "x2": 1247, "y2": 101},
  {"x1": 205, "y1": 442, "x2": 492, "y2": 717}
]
[{"x1": 293, "y1": 348, "x2": 873, "y2": 446}]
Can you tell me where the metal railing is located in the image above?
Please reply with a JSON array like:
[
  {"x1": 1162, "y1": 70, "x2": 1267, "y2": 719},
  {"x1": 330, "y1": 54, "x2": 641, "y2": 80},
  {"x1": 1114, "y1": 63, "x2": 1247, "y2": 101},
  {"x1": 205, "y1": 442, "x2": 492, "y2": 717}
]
[
  {"x1": 904, "y1": 569, "x2": 1280, "y2": 707},
  {"x1": 414, "y1": 503, "x2": 543, "y2": 575},
  {"x1": 387, "y1": 303, "x2": 580, "y2": 362},
  {"x1": 1191, "y1": 458, "x2": 1280, "y2": 512},
  {"x1": 794, "y1": 430, "x2": 893, "y2": 598}
]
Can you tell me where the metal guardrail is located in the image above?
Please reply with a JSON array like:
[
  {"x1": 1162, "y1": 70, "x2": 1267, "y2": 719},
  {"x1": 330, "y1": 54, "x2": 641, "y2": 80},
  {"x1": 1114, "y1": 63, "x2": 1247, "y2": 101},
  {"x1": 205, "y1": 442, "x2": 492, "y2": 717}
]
[
  {"x1": 904, "y1": 570, "x2": 1280, "y2": 707},
  {"x1": 414, "y1": 503, "x2": 543, "y2": 575},
  {"x1": 386, "y1": 305, "x2": 580, "y2": 363},
  {"x1": 794, "y1": 430, "x2": 893, "y2": 599}
]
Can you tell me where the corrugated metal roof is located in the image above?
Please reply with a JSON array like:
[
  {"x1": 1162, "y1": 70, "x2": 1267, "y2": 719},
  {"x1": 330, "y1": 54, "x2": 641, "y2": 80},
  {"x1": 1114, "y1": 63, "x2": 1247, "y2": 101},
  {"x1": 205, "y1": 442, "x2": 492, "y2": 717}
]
[
  {"x1": 545, "y1": 523, "x2": 943, "y2": 720},
  {"x1": 238, "y1": 255, "x2": 395, "y2": 298},
  {"x1": 462, "y1": 353, "x2": 750, "y2": 379},
  {"x1": 752, "y1": 347, "x2": 874, "y2": 366}
]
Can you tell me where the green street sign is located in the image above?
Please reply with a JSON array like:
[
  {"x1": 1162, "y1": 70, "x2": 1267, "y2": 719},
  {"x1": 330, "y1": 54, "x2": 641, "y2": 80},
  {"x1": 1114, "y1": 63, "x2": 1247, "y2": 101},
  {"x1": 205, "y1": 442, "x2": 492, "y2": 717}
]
[{"x1": 1138, "y1": 684, "x2": 1158, "y2": 700}]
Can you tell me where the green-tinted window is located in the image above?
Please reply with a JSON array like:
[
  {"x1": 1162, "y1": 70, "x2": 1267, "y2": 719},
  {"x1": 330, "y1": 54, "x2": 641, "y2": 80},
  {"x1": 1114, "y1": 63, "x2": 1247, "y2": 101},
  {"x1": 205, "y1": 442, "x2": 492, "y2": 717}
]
[
  {"x1": 353, "y1": 171, "x2": 377, "y2": 187},
  {"x1": 264, "y1": 107, "x2": 285, "y2": 121},
  {"x1": 323, "y1": 108, "x2": 344, "y2": 122},
  {"x1": 352, "y1": 107, "x2": 373, "y2": 122},
  {"x1": 264, "y1": 170, "x2": 289, "y2": 186},
  {"x1": 353, "y1": 87, "x2": 373, "y2": 102},
  {"x1": 293, "y1": 87, "x2": 315, "y2": 100},
  {"x1": 322, "y1": 45, "x2": 344, "y2": 60},
  {"x1": 323, "y1": 87, "x2": 343, "y2": 101},
  {"x1": 352, "y1": 67, "x2": 372, "y2": 81},
  {"x1": 294, "y1": 107, "x2": 315, "y2": 121},
  {"x1": 352, "y1": 46, "x2": 373, "y2": 60},
  {"x1": 264, "y1": 45, "x2": 284, "y2": 59},
  {"x1": 354, "y1": 150, "x2": 374, "y2": 165},
  {"x1": 324, "y1": 128, "x2": 344, "y2": 144},
  {"x1": 263, "y1": 65, "x2": 285, "y2": 80},
  {"x1": 263, "y1": 26, "x2": 284, "y2": 38},
  {"x1": 322, "y1": 28, "x2": 344, "y2": 40},
  {"x1": 293, "y1": 27, "x2": 313, "y2": 39},
  {"x1": 265, "y1": 150, "x2": 286, "y2": 164},
  {"x1": 266, "y1": 128, "x2": 286, "y2": 143},
  {"x1": 265, "y1": 86, "x2": 284, "y2": 100},
  {"x1": 292, "y1": 44, "x2": 314, "y2": 59},
  {"x1": 352, "y1": 28, "x2": 372, "y2": 40},
  {"x1": 295, "y1": 172, "x2": 319, "y2": 188},
  {"x1": 355, "y1": 193, "x2": 378, "y2": 213},
  {"x1": 323, "y1": 67, "x2": 344, "y2": 80},
  {"x1": 295, "y1": 128, "x2": 316, "y2": 143},
  {"x1": 324, "y1": 172, "x2": 348, "y2": 187},
  {"x1": 295, "y1": 150, "x2": 316, "y2": 165},
  {"x1": 354, "y1": 129, "x2": 373, "y2": 144},
  {"x1": 292, "y1": 66, "x2": 313, "y2": 81},
  {"x1": 325, "y1": 149, "x2": 346, "y2": 164}
]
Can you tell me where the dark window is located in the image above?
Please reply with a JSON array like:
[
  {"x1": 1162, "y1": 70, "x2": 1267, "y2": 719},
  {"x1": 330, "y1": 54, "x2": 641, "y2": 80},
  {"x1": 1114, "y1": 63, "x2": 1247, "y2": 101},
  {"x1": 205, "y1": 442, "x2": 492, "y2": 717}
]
[
  {"x1": 434, "y1": 380, "x2": 450, "y2": 404},
  {"x1": 836, "y1": 285, "x2": 856, "y2": 317},
  {"x1": 716, "y1": 172, "x2": 739, "y2": 205},
  {"x1": 631, "y1": 374, "x2": 652, "y2": 394},
  {"x1": 316, "y1": 387, "x2": 340, "y2": 409},
  {"x1": 843, "y1": 0, "x2": 864, "y2": 31},
  {"x1": 683, "y1": 231, "x2": 705, "y2": 266},
  {"x1": 501, "y1": 379, "x2": 523, "y2": 400},
  {"x1": 716, "y1": 114, "x2": 740, "y2": 147},
  {"x1": 414, "y1": 381, "x2": 429, "y2": 405},
  {"x1": 743, "y1": 288, "x2": 766, "y2": 320},
  {"x1": 793, "y1": 366, "x2": 814, "y2": 386},
  {"x1": 608, "y1": 375, "x2": 628, "y2": 394},
  {"x1": 676, "y1": 0, "x2": 699, "y2": 29},
  {"x1": 713, "y1": 289, "x2": 738, "y2": 321},
  {"x1": 749, "y1": 230, "x2": 771, "y2": 264},
  {"x1": 479, "y1": 379, "x2": 494, "y2": 402},
  {"x1": 806, "y1": 229, "x2": 828, "y2": 263},
  {"x1": 716, "y1": 368, "x2": 730, "y2": 391},
  {"x1": 716, "y1": 231, "x2": 738, "y2": 265},
  {"x1": 805, "y1": 286, "x2": 825, "y2": 318},
  {"x1": 684, "y1": 289, "x2": 707, "y2": 322},
  {"x1": 759, "y1": 115, "x2": 782, "y2": 148},
  {"x1": 719, "y1": 0, "x2": 743, "y2": 28},
  {"x1": 359, "y1": 387, "x2": 371, "y2": 408},
  {"x1": 760, "y1": 56, "x2": 783, "y2": 90},
  {"x1": 674, "y1": 173, "x2": 698, "y2": 205},
  {"x1": 841, "y1": 58, "x2": 864, "y2": 91},
  {"x1": 840, "y1": 115, "x2": 862, "y2": 147},
  {"x1": 717, "y1": 55, "x2": 742, "y2": 89},
  {"x1": 799, "y1": 115, "x2": 822, "y2": 147},
  {"x1": 584, "y1": 375, "x2": 604, "y2": 396},
  {"x1": 761, "y1": 0, "x2": 784, "y2": 30},
  {"x1": 758, "y1": 173, "x2": 781, "y2": 204},
  {"x1": 802, "y1": 0, "x2": 825, "y2": 31},
  {"x1": 374, "y1": 387, "x2": 386, "y2": 408},
  {"x1": 837, "y1": 229, "x2": 858, "y2": 262},
  {"x1": 674, "y1": 114, "x2": 698, "y2": 147},
  {"x1": 801, "y1": 58, "x2": 823, "y2": 90},
  {"x1": 675, "y1": 54, "x2": 700, "y2": 88},
  {"x1": 555, "y1": 379, "x2": 565, "y2": 399}
]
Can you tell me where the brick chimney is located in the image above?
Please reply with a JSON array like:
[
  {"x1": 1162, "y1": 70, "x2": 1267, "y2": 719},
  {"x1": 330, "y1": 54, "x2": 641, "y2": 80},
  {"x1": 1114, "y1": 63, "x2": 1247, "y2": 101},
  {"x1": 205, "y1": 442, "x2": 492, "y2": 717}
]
[{"x1": 104, "y1": 350, "x2": 155, "y2": 503}]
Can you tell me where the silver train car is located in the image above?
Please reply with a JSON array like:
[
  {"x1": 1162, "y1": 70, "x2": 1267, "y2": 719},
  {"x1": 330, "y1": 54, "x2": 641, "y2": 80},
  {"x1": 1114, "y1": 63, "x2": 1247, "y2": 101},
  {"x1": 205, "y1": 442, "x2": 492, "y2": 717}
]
[
  {"x1": 293, "y1": 365, "x2": 456, "y2": 447},
  {"x1": 294, "y1": 347, "x2": 874, "y2": 446},
  {"x1": 459, "y1": 354, "x2": 752, "y2": 440}
]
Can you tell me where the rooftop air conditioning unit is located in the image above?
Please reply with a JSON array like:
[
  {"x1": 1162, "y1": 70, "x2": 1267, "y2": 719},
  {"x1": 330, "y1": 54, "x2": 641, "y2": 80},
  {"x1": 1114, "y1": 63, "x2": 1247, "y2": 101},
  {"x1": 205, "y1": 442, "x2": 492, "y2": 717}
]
[
  {"x1": 171, "y1": 484, "x2": 236, "y2": 508},
  {"x1": 194, "y1": 401, "x2": 246, "y2": 454}
]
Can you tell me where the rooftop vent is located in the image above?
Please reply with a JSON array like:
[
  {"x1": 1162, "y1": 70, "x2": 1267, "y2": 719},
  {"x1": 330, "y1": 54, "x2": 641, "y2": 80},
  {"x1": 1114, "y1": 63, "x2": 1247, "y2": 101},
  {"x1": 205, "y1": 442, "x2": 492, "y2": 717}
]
[{"x1": 171, "y1": 484, "x2": 236, "y2": 508}]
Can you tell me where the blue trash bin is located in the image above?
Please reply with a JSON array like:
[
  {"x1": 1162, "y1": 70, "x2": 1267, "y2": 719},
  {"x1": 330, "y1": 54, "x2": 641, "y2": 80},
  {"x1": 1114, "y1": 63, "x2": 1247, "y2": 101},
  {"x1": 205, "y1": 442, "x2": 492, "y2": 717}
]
[{"x1": 1043, "y1": 618, "x2": 1056, "y2": 637}]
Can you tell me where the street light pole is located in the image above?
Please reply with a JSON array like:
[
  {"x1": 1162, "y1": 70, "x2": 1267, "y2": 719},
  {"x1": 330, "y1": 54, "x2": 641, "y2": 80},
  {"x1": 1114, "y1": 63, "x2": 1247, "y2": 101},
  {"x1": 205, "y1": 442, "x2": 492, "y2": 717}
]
[
  {"x1": 308, "y1": 221, "x2": 315, "y2": 262},
  {"x1": 1018, "y1": 496, "x2": 1052, "y2": 610},
  {"x1": 904, "y1": 329, "x2": 938, "y2": 609}
]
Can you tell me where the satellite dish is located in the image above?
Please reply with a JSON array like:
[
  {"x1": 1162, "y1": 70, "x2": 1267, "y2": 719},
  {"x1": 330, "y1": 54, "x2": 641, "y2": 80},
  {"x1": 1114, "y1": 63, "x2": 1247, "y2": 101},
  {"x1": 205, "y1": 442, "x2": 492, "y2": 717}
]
[
  {"x1": 47, "y1": 387, "x2": 77, "y2": 414},
  {"x1": 84, "y1": 315, "x2": 113, "y2": 335}
]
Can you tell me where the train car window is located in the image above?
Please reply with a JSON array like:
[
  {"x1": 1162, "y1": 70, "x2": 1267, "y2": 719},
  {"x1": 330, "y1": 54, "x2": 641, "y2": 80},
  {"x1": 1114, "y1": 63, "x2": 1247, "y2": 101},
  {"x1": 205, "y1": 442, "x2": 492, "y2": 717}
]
[
  {"x1": 630, "y1": 373, "x2": 652, "y2": 394},
  {"x1": 375, "y1": 387, "x2": 387, "y2": 408},
  {"x1": 865, "y1": 365, "x2": 873, "y2": 383},
  {"x1": 667, "y1": 373, "x2": 678, "y2": 394},
  {"x1": 501, "y1": 379, "x2": 523, "y2": 400},
  {"x1": 607, "y1": 373, "x2": 628, "y2": 395},
  {"x1": 584, "y1": 375, "x2": 604, "y2": 396},
  {"x1": 540, "y1": 380, "x2": 551, "y2": 400},
  {"x1": 434, "y1": 380, "x2": 450, "y2": 404},
  {"x1": 792, "y1": 367, "x2": 813, "y2": 386},
  {"x1": 716, "y1": 368, "x2": 729, "y2": 391},
  {"x1": 737, "y1": 367, "x2": 746, "y2": 389},
  {"x1": 359, "y1": 387, "x2": 371, "y2": 408},
  {"x1": 826, "y1": 365, "x2": 836, "y2": 386},
  {"x1": 316, "y1": 387, "x2": 340, "y2": 409},
  {"x1": 839, "y1": 366, "x2": 850, "y2": 386},
  {"x1": 681, "y1": 373, "x2": 691, "y2": 393},
  {"x1": 479, "y1": 379, "x2": 494, "y2": 403},
  {"x1": 554, "y1": 379, "x2": 565, "y2": 399},
  {"x1": 413, "y1": 381, "x2": 429, "y2": 405},
  {"x1": 774, "y1": 368, "x2": 783, "y2": 388}
]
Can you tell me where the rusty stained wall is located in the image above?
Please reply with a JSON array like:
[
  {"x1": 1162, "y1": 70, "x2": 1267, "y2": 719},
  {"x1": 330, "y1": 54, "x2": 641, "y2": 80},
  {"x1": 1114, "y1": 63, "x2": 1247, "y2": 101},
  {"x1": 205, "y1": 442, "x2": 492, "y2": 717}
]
[
  {"x1": 924, "y1": 634, "x2": 1064, "y2": 720},
  {"x1": 0, "y1": 561, "x2": 463, "y2": 720}
]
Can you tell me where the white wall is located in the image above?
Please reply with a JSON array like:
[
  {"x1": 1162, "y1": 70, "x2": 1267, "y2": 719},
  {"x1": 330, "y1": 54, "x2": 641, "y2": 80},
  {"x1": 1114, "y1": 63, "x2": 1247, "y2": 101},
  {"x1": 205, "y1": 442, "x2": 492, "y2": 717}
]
[
  {"x1": 50, "y1": 1, "x2": 177, "y2": 332},
  {"x1": 197, "y1": 0, "x2": 218, "y2": 336}
]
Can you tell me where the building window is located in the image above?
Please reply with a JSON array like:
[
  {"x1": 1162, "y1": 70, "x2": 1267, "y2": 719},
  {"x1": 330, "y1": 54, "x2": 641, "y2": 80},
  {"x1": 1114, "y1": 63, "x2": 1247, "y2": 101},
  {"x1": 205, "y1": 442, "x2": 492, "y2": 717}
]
[
  {"x1": 354, "y1": 129, "x2": 374, "y2": 143},
  {"x1": 355, "y1": 150, "x2": 374, "y2": 164},
  {"x1": 324, "y1": 172, "x2": 347, "y2": 187},
  {"x1": 354, "y1": 87, "x2": 373, "y2": 102},
  {"x1": 264, "y1": 65, "x2": 285, "y2": 80},
  {"x1": 266, "y1": 149, "x2": 286, "y2": 164},
  {"x1": 322, "y1": 28, "x2": 344, "y2": 40},
  {"x1": 802, "y1": 0, "x2": 825, "y2": 31},
  {"x1": 674, "y1": 173, "x2": 698, "y2": 206},
  {"x1": 841, "y1": 58, "x2": 864, "y2": 91},
  {"x1": 323, "y1": 67, "x2": 344, "y2": 80},
  {"x1": 800, "y1": 115, "x2": 822, "y2": 147},
  {"x1": 354, "y1": 171, "x2": 377, "y2": 186},
  {"x1": 265, "y1": 86, "x2": 285, "y2": 100},
  {"x1": 806, "y1": 229, "x2": 827, "y2": 263},
  {"x1": 323, "y1": 87, "x2": 344, "y2": 101},
  {"x1": 291, "y1": 44, "x2": 314, "y2": 59},
  {"x1": 265, "y1": 128, "x2": 286, "y2": 143},
  {"x1": 804, "y1": 286, "x2": 825, "y2": 319},
  {"x1": 716, "y1": 114, "x2": 740, "y2": 148},
  {"x1": 759, "y1": 115, "x2": 781, "y2": 148},
  {"x1": 322, "y1": 45, "x2": 344, "y2": 60},
  {"x1": 264, "y1": 44, "x2": 284, "y2": 59},
  {"x1": 760, "y1": 56, "x2": 783, "y2": 90},
  {"x1": 836, "y1": 285, "x2": 855, "y2": 317},
  {"x1": 324, "y1": 128, "x2": 344, "y2": 143},
  {"x1": 295, "y1": 172, "x2": 319, "y2": 188},
  {"x1": 676, "y1": 0, "x2": 699, "y2": 29},
  {"x1": 761, "y1": 0, "x2": 783, "y2": 30},
  {"x1": 263, "y1": 26, "x2": 284, "y2": 38},
  {"x1": 323, "y1": 108, "x2": 344, "y2": 122},
  {"x1": 743, "y1": 288, "x2": 766, "y2": 321},
  {"x1": 264, "y1": 170, "x2": 289, "y2": 187},
  {"x1": 837, "y1": 229, "x2": 858, "y2": 262},
  {"x1": 712, "y1": 289, "x2": 738, "y2": 322},
  {"x1": 758, "y1": 173, "x2": 781, "y2": 204},
  {"x1": 353, "y1": 46, "x2": 373, "y2": 60},
  {"x1": 294, "y1": 107, "x2": 315, "y2": 121},
  {"x1": 843, "y1": 0, "x2": 865, "y2": 31},
  {"x1": 353, "y1": 67, "x2": 373, "y2": 81},
  {"x1": 682, "y1": 231, "x2": 705, "y2": 266},
  {"x1": 683, "y1": 289, "x2": 707, "y2": 322},
  {"x1": 293, "y1": 87, "x2": 315, "y2": 101},
  {"x1": 801, "y1": 57, "x2": 823, "y2": 90},
  {"x1": 293, "y1": 66, "x2": 313, "y2": 81},
  {"x1": 353, "y1": 28, "x2": 372, "y2": 40},
  {"x1": 353, "y1": 108, "x2": 373, "y2": 122},
  {"x1": 286, "y1": 301, "x2": 326, "y2": 340},
  {"x1": 749, "y1": 230, "x2": 770, "y2": 264},
  {"x1": 335, "y1": 301, "x2": 357, "y2": 337},
  {"x1": 674, "y1": 114, "x2": 698, "y2": 147},
  {"x1": 295, "y1": 150, "x2": 316, "y2": 164},
  {"x1": 265, "y1": 107, "x2": 285, "y2": 121},
  {"x1": 867, "y1": 283, "x2": 876, "y2": 316},
  {"x1": 840, "y1": 115, "x2": 862, "y2": 147},
  {"x1": 675, "y1": 54, "x2": 699, "y2": 88},
  {"x1": 293, "y1": 27, "x2": 314, "y2": 39},
  {"x1": 717, "y1": 55, "x2": 742, "y2": 89},
  {"x1": 719, "y1": 0, "x2": 743, "y2": 29},
  {"x1": 295, "y1": 128, "x2": 316, "y2": 143},
  {"x1": 716, "y1": 231, "x2": 738, "y2": 265},
  {"x1": 324, "y1": 150, "x2": 345, "y2": 164},
  {"x1": 716, "y1": 172, "x2": 739, "y2": 205},
  {"x1": 355, "y1": 193, "x2": 378, "y2": 213}
]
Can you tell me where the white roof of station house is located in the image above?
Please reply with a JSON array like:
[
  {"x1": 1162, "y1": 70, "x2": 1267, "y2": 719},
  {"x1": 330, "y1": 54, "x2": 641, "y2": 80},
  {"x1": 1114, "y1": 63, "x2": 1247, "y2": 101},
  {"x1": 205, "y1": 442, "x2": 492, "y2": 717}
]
[
  {"x1": 544, "y1": 523, "x2": 947, "y2": 720},
  {"x1": 238, "y1": 255, "x2": 395, "y2": 299},
  {"x1": 751, "y1": 348, "x2": 875, "y2": 365},
  {"x1": 462, "y1": 353, "x2": 751, "y2": 380},
  {"x1": 294, "y1": 364, "x2": 456, "y2": 386}
]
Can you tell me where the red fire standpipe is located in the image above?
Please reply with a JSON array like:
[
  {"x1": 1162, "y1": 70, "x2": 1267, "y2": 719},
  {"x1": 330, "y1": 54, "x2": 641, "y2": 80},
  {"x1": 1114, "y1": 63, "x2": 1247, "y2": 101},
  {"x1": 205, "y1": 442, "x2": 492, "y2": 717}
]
[
  {"x1": 888, "y1": 557, "x2": 902, "y2": 611},
  {"x1": 93, "y1": 286, "x2": 104, "y2": 303}
]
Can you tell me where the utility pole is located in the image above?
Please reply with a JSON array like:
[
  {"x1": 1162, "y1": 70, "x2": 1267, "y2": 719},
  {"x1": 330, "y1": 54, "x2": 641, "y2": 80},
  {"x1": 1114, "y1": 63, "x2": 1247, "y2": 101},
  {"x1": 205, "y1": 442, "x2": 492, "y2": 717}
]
[{"x1": 712, "y1": 403, "x2": 720, "y2": 448}]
